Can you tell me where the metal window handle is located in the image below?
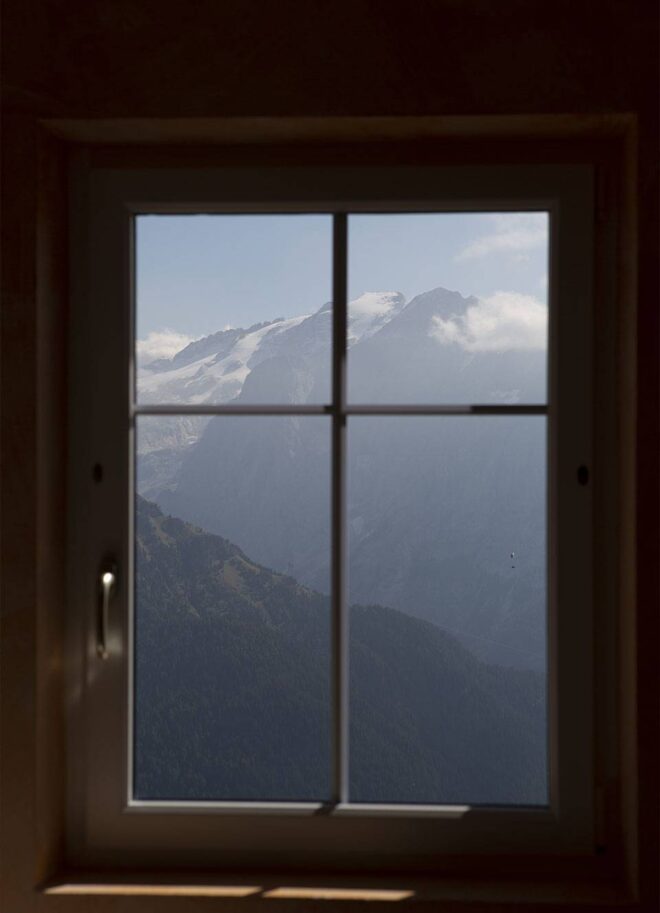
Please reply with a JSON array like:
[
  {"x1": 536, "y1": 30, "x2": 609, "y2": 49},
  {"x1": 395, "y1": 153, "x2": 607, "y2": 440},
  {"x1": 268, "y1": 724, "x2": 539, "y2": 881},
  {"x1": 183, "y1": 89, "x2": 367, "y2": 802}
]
[{"x1": 97, "y1": 562, "x2": 117, "y2": 659}]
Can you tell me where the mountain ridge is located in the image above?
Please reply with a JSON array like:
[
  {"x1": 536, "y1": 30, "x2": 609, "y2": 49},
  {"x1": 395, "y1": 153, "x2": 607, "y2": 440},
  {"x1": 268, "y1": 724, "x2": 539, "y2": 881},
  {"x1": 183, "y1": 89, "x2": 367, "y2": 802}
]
[
  {"x1": 136, "y1": 283, "x2": 547, "y2": 670},
  {"x1": 136, "y1": 286, "x2": 475, "y2": 411}
]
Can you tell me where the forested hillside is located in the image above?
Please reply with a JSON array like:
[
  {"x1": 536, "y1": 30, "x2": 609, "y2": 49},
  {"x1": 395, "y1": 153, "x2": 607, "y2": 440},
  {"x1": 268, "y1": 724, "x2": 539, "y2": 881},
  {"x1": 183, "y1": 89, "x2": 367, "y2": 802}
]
[{"x1": 135, "y1": 497, "x2": 547, "y2": 805}]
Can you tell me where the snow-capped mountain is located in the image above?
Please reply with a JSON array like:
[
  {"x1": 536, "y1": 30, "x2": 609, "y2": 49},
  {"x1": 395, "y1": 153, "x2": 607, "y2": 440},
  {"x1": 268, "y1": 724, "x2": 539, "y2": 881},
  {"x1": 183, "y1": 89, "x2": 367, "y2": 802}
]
[
  {"x1": 138, "y1": 291, "x2": 406, "y2": 410},
  {"x1": 138, "y1": 286, "x2": 545, "y2": 413},
  {"x1": 348, "y1": 291, "x2": 406, "y2": 342},
  {"x1": 137, "y1": 284, "x2": 545, "y2": 485},
  {"x1": 135, "y1": 291, "x2": 409, "y2": 473},
  {"x1": 135, "y1": 290, "x2": 410, "y2": 491},
  {"x1": 136, "y1": 286, "x2": 548, "y2": 671},
  {"x1": 138, "y1": 314, "x2": 311, "y2": 406}
]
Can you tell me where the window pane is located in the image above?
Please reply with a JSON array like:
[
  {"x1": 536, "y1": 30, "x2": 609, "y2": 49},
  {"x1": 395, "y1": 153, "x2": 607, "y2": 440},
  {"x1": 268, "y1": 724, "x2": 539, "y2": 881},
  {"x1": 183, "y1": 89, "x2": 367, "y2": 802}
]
[
  {"x1": 348, "y1": 416, "x2": 548, "y2": 805},
  {"x1": 136, "y1": 215, "x2": 332, "y2": 406},
  {"x1": 347, "y1": 213, "x2": 549, "y2": 404},
  {"x1": 134, "y1": 416, "x2": 331, "y2": 801}
]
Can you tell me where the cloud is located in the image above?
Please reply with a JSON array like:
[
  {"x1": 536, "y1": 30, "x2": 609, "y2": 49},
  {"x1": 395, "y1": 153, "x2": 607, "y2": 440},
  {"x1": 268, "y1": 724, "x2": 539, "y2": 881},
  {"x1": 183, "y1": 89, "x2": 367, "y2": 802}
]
[
  {"x1": 136, "y1": 329, "x2": 197, "y2": 366},
  {"x1": 454, "y1": 213, "x2": 547, "y2": 262},
  {"x1": 430, "y1": 291, "x2": 547, "y2": 352}
]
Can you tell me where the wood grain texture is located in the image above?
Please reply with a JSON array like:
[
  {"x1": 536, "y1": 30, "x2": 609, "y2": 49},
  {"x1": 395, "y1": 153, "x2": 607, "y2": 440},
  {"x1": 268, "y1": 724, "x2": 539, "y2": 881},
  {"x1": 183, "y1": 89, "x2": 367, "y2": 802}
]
[
  {"x1": 1, "y1": 0, "x2": 657, "y2": 120},
  {"x1": 1, "y1": 114, "x2": 41, "y2": 913}
]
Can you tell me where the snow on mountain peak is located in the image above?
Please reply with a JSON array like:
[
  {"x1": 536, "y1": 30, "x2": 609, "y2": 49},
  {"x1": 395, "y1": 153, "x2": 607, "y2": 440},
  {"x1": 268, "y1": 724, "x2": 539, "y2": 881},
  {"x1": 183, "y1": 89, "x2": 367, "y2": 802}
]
[
  {"x1": 137, "y1": 291, "x2": 408, "y2": 408},
  {"x1": 348, "y1": 291, "x2": 406, "y2": 343},
  {"x1": 137, "y1": 314, "x2": 309, "y2": 406}
]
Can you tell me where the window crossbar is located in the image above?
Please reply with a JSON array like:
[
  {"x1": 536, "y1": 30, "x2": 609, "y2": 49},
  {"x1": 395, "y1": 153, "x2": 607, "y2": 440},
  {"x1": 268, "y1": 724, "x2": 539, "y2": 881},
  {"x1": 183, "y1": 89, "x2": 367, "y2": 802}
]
[{"x1": 131, "y1": 404, "x2": 548, "y2": 417}]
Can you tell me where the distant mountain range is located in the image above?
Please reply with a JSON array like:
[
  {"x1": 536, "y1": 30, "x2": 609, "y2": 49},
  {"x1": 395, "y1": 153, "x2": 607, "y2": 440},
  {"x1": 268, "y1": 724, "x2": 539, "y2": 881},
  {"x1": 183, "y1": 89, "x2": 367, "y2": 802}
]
[
  {"x1": 137, "y1": 287, "x2": 547, "y2": 670},
  {"x1": 137, "y1": 287, "x2": 545, "y2": 413},
  {"x1": 135, "y1": 496, "x2": 547, "y2": 805}
]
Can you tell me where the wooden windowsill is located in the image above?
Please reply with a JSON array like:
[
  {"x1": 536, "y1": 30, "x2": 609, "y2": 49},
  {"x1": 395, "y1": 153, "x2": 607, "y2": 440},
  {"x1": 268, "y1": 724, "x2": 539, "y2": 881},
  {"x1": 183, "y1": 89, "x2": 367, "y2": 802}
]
[{"x1": 41, "y1": 864, "x2": 632, "y2": 908}]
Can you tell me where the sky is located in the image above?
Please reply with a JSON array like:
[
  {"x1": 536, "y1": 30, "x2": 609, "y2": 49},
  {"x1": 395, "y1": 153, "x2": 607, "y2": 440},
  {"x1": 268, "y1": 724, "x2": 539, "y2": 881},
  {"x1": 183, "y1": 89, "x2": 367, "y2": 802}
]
[{"x1": 136, "y1": 212, "x2": 548, "y2": 361}]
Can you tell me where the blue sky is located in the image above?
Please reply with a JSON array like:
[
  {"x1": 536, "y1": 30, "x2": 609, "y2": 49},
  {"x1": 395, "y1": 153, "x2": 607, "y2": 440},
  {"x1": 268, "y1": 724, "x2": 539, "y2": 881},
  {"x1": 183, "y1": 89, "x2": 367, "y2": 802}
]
[{"x1": 136, "y1": 212, "x2": 548, "y2": 359}]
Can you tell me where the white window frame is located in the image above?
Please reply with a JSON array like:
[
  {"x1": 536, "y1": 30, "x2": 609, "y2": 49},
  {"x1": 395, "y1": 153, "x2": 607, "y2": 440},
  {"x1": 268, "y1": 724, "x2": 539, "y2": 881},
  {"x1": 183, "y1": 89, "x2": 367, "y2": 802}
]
[{"x1": 67, "y1": 163, "x2": 595, "y2": 872}]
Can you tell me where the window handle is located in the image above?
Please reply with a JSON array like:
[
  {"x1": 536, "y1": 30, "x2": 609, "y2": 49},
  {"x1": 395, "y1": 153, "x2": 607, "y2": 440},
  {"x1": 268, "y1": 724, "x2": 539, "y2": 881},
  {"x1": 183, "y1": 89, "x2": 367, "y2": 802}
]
[{"x1": 97, "y1": 560, "x2": 117, "y2": 659}]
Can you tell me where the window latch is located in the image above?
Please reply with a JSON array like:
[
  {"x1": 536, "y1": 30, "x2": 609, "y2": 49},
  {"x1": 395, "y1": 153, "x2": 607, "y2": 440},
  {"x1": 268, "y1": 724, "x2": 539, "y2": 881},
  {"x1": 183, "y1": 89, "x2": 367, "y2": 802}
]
[{"x1": 97, "y1": 560, "x2": 117, "y2": 659}]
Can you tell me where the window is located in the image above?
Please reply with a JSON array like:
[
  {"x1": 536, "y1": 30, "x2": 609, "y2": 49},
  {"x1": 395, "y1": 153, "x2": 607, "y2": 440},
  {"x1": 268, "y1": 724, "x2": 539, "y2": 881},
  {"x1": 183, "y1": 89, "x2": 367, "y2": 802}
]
[{"x1": 68, "y1": 164, "x2": 595, "y2": 873}]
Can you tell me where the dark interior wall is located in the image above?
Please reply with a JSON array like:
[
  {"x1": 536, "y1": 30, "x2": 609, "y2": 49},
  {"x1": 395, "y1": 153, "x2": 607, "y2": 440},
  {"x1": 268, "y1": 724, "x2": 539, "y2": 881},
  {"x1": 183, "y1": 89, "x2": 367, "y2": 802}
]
[
  {"x1": 1, "y1": 1, "x2": 658, "y2": 910},
  {"x1": 2, "y1": 0, "x2": 658, "y2": 122}
]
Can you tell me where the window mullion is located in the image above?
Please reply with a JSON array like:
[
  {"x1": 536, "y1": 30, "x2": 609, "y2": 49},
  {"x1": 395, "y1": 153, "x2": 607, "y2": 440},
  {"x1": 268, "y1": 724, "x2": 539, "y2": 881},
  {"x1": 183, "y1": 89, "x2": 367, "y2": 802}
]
[{"x1": 331, "y1": 213, "x2": 349, "y2": 805}]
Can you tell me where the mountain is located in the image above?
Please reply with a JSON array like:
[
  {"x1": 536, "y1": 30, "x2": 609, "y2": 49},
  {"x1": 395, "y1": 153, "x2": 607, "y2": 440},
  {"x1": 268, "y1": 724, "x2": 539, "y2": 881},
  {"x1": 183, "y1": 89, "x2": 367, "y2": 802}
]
[
  {"x1": 138, "y1": 316, "x2": 310, "y2": 405},
  {"x1": 138, "y1": 287, "x2": 548, "y2": 669},
  {"x1": 137, "y1": 287, "x2": 544, "y2": 413},
  {"x1": 137, "y1": 291, "x2": 407, "y2": 412},
  {"x1": 135, "y1": 291, "x2": 410, "y2": 496},
  {"x1": 347, "y1": 287, "x2": 546, "y2": 404},
  {"x1": 135, "y1": 496, "x2": 547, "y2": 804}
]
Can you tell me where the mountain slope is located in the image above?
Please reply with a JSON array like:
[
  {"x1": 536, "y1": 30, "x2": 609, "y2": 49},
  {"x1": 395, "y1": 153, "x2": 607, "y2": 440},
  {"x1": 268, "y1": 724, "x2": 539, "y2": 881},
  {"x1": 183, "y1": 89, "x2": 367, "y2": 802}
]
[
  {"x1": 135, "y1": 497, "x2": 547, "y2": 805},
  {"x1": 157, "y1": 411, "x2": 546, "y2": 670},
  {"x1": 139, "y1": 285, "x2": 547, "y2": 668}
]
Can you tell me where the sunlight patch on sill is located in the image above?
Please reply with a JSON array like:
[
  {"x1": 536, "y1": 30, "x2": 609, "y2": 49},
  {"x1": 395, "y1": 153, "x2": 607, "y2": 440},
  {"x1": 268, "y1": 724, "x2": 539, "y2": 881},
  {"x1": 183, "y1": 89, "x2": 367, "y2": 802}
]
[
  {"x1": 263, "y1": 888, "x2": 414, "y2": 901},
  {"x1": 45, "y1": 884, "x2": 415, "y2": 901},
  {"x1": 45, "y1": 884, "x2": 262, "y2": 897}
]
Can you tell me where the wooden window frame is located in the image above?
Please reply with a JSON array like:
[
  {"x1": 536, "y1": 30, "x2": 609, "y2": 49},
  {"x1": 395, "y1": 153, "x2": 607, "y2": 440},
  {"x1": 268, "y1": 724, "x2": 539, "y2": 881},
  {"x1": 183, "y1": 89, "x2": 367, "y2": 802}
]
[
  {"x1": 68, "y1": 161, "x2": 592, "y2": 861},
  {"x1": 1, "y1": 115, "x2": 651, "y2": 911}
]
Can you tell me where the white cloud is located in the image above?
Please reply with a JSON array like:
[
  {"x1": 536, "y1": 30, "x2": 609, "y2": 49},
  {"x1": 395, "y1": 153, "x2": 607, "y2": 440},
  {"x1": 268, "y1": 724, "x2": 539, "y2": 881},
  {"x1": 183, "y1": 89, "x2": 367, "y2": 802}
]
[
  {"x1": 430, "y1": 291, "x2": 547, "y2": 353},
  {"x1": 454, "y1": 213, "x2": 547, "y2": 262},
  {"x1": 136, "y1": 329, "x2": 197, "y2": 366}
]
